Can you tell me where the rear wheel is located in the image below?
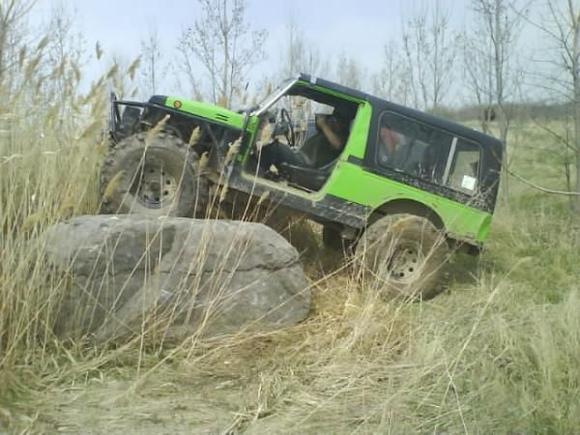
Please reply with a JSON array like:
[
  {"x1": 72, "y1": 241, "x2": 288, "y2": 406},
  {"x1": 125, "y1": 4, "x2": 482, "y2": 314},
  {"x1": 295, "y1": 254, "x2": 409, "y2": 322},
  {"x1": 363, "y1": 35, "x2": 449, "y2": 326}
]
[
  {"x1": 100, "y1": 132, "x2": 208, "y2": 217},
  {"x1": 356, "y1": 214, "x2": 450, "y2": 300}
]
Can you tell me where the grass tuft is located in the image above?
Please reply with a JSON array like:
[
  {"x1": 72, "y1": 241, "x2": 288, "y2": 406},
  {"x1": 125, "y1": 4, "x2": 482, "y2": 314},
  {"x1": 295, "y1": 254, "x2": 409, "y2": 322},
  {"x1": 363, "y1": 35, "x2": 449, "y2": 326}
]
[{"x1": 0, "y1": 33, "x2": 578, "y2": 433}]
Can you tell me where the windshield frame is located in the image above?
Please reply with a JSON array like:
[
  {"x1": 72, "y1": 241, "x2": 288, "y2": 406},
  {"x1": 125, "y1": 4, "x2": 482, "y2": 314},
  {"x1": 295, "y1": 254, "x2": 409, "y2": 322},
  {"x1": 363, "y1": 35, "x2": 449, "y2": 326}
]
[{"x1": 252, "y1": 78, "x2": 298, "y2": 116}]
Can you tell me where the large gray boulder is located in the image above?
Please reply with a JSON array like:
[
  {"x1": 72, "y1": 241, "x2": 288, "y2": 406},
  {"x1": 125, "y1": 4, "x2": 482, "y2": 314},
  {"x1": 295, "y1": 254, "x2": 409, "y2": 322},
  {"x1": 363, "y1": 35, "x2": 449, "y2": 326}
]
[{"x1": 43, "y1": 215, "x2": 311, "y2": 342}]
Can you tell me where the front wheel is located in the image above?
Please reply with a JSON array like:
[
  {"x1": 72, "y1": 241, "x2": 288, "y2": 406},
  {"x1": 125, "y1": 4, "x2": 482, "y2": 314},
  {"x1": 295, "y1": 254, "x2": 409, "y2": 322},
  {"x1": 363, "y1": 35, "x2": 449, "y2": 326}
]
[
  {"x1": 100, "y1": 132, "x2": 208, "y2": 217},
  {"x1": 355, "y1": 214, "x2": 450, "y2": 300}
]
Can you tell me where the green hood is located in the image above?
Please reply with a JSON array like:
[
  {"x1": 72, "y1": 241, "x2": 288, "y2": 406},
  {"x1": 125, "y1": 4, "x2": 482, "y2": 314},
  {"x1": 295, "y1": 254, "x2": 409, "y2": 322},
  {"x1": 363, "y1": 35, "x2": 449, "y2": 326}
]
[{"x1": 163, "y1": 96, "x2": 245, "y2": 129}]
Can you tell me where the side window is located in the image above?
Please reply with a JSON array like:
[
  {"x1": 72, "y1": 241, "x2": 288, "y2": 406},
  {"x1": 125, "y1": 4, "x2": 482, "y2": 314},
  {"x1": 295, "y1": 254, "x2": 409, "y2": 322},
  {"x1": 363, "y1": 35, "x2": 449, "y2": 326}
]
[
  {"x1": 376, "y1": 112, "x2": 453, "y2": 185},
  {"x1": 375, "y1": 111, "x2": 482, "y2": 195},
  {"x1": 445, "y1": 139, "x2": 482, "y2": 195},
  {"x1": 376, "y1": 112, "x2": 417, "y2": 172}
]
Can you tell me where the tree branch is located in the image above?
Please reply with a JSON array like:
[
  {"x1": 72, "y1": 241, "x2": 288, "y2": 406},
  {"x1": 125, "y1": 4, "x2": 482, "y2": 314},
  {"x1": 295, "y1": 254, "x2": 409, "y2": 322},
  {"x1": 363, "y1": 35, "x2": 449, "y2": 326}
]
[{"x1": 508, "y1": 167, "x2": 580, "y2": 195}]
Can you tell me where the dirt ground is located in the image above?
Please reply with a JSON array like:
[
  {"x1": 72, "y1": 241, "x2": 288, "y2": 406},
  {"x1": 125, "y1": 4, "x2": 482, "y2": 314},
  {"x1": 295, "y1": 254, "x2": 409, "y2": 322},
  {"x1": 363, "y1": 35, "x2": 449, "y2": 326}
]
[{"x1": 33, "y1": 375, "x2": 246, "y2": 434}]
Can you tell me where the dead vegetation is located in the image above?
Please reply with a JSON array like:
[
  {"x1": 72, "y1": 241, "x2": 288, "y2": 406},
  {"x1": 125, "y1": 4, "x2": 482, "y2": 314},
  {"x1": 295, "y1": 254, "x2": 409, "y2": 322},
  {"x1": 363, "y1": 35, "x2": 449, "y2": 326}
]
[
  {"x1": 1, "y1": 175, "x2": 579, "y2": 433},
  {"x1": 0, "y1": 3, "x2": 579, "y2": 434}
]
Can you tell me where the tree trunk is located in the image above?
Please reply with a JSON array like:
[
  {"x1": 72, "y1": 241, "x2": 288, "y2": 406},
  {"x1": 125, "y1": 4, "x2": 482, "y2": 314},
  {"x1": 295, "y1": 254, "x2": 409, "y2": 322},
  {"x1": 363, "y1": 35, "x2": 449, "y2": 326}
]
[
  {"x1": 573, "y1": 11, "x2": 580, "y2": 214},
  {"x1": 494, "y1": 0, "x2": 510, "y2": 204},
  {"x1": 0, "y1": 15, "x2": 8, "y2": 87},
  {"x1": 221, "y1": 0, "x2": 229, "y2": 108},
  {"x1": 497, "y1": 104, "x2": 510, "y2": 204}
]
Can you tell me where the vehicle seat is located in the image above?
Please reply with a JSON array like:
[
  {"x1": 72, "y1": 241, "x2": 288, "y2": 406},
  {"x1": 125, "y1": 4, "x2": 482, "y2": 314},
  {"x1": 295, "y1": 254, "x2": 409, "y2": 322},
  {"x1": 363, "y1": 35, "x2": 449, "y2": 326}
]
[
  {"x1": 402, "y1": 140, "x2": 427, "y2": 175},
  {"x1": 278, "y1": 159, "x2": 337, "y2": 191},
  {"x1": 419, "y1": 144, "x2": 441, "y2": 182}
]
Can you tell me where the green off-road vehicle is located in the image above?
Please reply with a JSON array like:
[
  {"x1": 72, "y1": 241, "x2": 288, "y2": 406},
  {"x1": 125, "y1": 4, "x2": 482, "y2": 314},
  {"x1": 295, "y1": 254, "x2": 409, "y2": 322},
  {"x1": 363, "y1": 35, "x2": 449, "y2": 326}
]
[{"x1": 101, "y1": 74, "x2": 503, "y2": 299}]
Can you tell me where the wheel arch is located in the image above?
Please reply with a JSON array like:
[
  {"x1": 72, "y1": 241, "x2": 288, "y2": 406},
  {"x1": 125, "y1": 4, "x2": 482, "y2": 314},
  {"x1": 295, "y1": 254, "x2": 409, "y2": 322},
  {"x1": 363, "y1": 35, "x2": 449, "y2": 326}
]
[{"x1": 368, "y1": 198, "x2": 445, "y2": 231}]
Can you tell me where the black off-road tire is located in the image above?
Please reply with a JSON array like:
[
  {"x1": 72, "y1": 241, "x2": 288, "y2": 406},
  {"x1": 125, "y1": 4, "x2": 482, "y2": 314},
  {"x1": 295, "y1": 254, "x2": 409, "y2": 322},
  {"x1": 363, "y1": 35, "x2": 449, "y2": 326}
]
[
  {"x1": 100, "y1": 132, "x2": 208, "y2": 217},
  {"x1": 355, "y1": 214, "x2": 450, "y2": 300}
]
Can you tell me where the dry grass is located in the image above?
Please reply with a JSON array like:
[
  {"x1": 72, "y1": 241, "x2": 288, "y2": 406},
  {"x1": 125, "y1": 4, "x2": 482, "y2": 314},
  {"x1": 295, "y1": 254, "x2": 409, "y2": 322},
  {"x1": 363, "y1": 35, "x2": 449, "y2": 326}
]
[{"x1": 1, "y1": 38, "x2": 579, "y2": 434}]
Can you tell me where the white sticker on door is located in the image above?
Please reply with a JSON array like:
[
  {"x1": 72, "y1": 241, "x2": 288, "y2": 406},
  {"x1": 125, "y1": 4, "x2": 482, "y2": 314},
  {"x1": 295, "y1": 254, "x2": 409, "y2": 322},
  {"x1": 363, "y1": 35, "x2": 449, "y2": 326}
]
[{"x1": 461, "y1": 175, "x2": 477, "y2": 191}]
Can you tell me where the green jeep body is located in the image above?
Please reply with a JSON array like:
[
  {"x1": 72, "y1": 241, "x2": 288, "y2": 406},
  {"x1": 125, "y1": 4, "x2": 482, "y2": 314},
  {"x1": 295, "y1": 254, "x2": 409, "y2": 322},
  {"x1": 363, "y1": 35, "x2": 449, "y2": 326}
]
[{"x1": 107, "y1": 74, "x2": 503, "y2": 252}]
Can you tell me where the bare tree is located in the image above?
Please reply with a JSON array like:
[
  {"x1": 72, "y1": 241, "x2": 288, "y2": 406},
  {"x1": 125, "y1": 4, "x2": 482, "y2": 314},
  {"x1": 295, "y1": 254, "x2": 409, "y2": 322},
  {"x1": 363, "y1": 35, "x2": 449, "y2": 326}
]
[
  {"x1": 401, "y1": 3, "x2": 457, "y2": 111},
  {"x1": 575, "y1": 4, "x2": 580, "y2": 211},
  {"x1": 97, "y1": 52, "x2": 141, "y2": 103},
  {"x1": 372, "y1": 42, "x2": 399, "y2": 101},
  {"x1": 43, "y1": 3, "x2": 85, "y2": 114},
  {"x1": 140, "y1": 27, "x2": 163, "y2": 96},
  {"x1": 0, "y1": 0, "x2": 35, "y2": 91},
  {"x1": 336, "y1": 53, "x2": 363, "y2": 89},
  {"x1": 279, "y1": 17, "x2": 323, "y2": 79},
  {"x1": 402, "y1": 11, "x2": 427, "y2": 108},
  {"x1": 178, "y1": 0, "x2": 267, "y2": 107},
  {"x1": 462, "y1": 33, "x2": 494, "y2": 130},
  {"x1": 529, "y1": 0, "x2": 580, "y2": 212},
  {"x1": 176, "y1": 40, "x2": 203, "y2": 100},
  {"x1": 281, "y1": 17, "x2": 304, "y2": 78},
  {"x1": 372, "y1": 41, "x2": 414, "y2": 105},
  {"x1": 463, "y1": 0, "x2": 528, "y2": 202},
  {"x1": 464, "y1": 0, "x2": 527, "y2": 140}
]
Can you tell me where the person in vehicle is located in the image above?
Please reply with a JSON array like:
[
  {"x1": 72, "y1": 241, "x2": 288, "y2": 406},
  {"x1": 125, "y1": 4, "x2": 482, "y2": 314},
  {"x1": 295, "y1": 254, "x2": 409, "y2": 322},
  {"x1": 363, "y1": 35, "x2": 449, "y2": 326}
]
[
  {"x1": 259, "y1": 110, "x2": 350, "y2": 171},
  {"x1": 378, "y1": 124, "x2": 407, "y2": 169},
  {"x1": 379, "y1": 124, "x2": 430, "y2": 176}
]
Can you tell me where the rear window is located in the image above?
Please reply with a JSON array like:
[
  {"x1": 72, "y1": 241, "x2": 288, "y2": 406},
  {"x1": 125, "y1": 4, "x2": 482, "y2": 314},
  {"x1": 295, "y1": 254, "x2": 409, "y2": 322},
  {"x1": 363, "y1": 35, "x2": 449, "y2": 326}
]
[{"x1": 444, "y1": 138, "x2": 482, "y2": 195}]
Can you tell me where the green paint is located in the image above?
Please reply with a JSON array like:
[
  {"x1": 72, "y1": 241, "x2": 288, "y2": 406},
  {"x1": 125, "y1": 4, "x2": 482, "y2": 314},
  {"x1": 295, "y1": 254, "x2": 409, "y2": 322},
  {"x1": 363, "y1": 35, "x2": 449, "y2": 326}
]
[
  {"x1": 340, "y1": 102, "x2": 373, "y2": 159},
  {"x1": 165, "y1": 97, "x2": 245, "y2": 129},
  {"x1": 162, "y1": 80, "x2": 497, "y2": 246},
  {"x1": 311, "y1": 101, "x2": 491, "y2": 243},
  {"x1": 323, "y1": 161, "x2": 491, "y2": 243}
]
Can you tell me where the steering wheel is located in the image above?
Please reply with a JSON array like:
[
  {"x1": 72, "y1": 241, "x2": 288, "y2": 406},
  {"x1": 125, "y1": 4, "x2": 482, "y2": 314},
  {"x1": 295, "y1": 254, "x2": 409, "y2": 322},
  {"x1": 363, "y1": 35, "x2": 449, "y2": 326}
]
[{"x1": 279, "y1": 108, "x2": 295, "y2": 147}]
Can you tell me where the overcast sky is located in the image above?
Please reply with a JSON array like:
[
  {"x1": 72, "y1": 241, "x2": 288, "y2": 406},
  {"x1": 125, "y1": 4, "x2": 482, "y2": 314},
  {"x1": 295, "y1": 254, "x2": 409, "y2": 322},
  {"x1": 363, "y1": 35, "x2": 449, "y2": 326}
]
[
  {"x1": 29, "y1": 0, "x2": 468, "y2": 60},
  {"x1": 27, "y1": 0, "x2": 549, "y2": 103}
]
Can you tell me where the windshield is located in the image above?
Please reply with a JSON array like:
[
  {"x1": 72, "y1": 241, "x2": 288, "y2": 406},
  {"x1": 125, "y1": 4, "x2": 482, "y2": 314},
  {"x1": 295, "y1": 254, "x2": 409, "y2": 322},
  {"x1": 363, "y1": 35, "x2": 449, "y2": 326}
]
[{"x1": 252, "y1": 78, "x2": 297, "y2": 116}]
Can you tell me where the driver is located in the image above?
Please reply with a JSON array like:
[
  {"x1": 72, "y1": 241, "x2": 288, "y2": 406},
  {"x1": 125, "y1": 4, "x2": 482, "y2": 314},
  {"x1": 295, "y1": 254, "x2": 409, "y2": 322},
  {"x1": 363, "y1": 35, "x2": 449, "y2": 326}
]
[{"x1": 259, "y1": 110, "x2": 349, "y2": 170}]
